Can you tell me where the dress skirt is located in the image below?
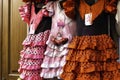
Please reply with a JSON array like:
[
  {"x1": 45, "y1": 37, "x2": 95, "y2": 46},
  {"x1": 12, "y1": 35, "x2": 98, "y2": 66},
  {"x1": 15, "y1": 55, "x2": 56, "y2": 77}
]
[
  {"x1": 18, "y1": 30, "x2": 50, "y2": 80},
  {"x1": 61, "y1": 34, "x2": 120, "y2": 80}
]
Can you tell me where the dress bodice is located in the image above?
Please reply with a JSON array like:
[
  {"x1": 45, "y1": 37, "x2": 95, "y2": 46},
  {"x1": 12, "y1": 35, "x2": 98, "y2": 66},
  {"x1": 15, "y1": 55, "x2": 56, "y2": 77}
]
[
  {"x1": 76, "y1": 11, "x2": 109, "y2": 36},
  {"x1": 77, "y1": 0, "x2": 109, "y2": 36}
]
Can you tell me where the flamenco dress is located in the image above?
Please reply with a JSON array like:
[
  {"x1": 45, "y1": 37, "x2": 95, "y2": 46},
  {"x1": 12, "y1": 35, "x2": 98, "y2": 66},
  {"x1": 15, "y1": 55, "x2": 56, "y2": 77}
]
[
  {"x1": 18, "y1": 2, "x2": 51, "y2": 80},
  {"x1": 61, "y1": 0, "x2": 120, "y2": 80}
]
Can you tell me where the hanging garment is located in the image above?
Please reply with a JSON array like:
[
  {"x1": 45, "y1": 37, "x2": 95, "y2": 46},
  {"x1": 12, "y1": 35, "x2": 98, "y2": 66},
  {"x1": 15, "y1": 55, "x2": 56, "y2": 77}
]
[
  {"x1": 18, "y1": 2, "x2": 52, "y2": 80},
  {"x1": 61, "y1": 0, "x2": 120, "y2": 80},
  {"x1": 40, "y1": 1, "x2": 77, "y2": 79}
]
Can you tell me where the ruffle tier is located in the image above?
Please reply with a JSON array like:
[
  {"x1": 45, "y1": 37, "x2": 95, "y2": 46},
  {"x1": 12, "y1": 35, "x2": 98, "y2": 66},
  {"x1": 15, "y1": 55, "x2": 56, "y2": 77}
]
[
  {"x1": 61, "y1": 34, "x2": 120, "y2": 80},
  {"x1": 64, "y1": 60, "x2": 120, "y2": 73},
  {"x1": 61, "y1": 70, "x2": 120, "y2": 80},
  {"x1": 22, "y1": 30, "x2": 50, "y2": 46},
  {"x1": 44, "y1": 46, "x2": 68, "y2": 57},
  {"x1": 41, "y1": 56, "x2": 66, "y2": 68},
  {"x1": 40, "y1": 68, "x2": 63, "y2": 78},
  {"x1": 40, "y1": 33, "x2": 70, "y2": 78},
  {"x1": 66, "y1": 49, "x2": 118, "y2": 62},
  {"x1": 68, "y1": 34, "x2": 116, "y2": 50},
  {"x1": 18, "y1": 58, "x2": 43, "y2": 70},
  {"x1": 19, "y1": 70, "x2": 43, "y2": 80},
  {"x1": 18, "y1": 30, "x2": 50, "y2": 80},
  {"x1": 20, "y1": 46, "x2": 45, "y2": 59}
]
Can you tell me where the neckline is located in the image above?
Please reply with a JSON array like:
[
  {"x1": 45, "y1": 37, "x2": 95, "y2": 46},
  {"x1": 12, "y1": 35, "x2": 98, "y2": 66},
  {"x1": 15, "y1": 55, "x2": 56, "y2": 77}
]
[
  {"x1": 83, "y1": 0, "x2": 100, "y2": 8},
  {"x1": 79, "y1": 0, "x2": 104, "y2": 21}
]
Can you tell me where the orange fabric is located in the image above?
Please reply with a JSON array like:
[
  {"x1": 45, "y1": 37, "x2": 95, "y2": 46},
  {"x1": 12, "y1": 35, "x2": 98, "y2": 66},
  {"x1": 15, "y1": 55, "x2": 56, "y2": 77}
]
[
  {"x1": 79, "y1": 0, "x2": 105, "y2": 22},
  {"x1": 62, "y1": 0, "x2": 76, "y2": 19},
  {"x1": 60, "y1": 34, "x2": 120, "y2": 80},
  {"x1": 105, "y1": 0, "x2": 117, "y2": 13}
]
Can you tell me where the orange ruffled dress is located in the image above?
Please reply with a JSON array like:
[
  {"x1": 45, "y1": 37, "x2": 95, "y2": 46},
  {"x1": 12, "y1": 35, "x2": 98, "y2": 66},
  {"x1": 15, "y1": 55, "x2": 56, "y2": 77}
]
[{"x1": 61, "y1": 0, "x2": 120, "y2": 80}]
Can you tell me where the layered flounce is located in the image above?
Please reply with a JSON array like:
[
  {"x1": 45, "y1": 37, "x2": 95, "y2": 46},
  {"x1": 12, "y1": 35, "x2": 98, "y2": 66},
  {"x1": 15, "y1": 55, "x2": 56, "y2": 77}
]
[
  {"x1": 61, "y1": 34, "x2": 120, "y2": 80},
  {"x1": 40, "y1": 68, "x2": 63, "y2": 78},
  {"x1": 40, "y1": 36, "x2": 69, "y2": 78},
  {"x1": 18, "y1": 30, "x2": 50, "y2": 80},
  {"x1": 22, "y1": 30, "x2": 50, "y2": 46}
]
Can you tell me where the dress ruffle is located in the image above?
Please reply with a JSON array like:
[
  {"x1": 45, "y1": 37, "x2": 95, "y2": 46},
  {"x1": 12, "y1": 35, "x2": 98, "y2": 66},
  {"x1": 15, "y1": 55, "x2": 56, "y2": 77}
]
[
  {"x1": 40, "y1": 68, "x2": 63, "y2": 78},
  {"x1": 44, "y1": 46, "x2": 68, "y2": 57},
  {"x1": 22, "y1": 30, "x2": 50, "y2": 46},
  {"x1": 18, "y1": 30, "x2": 50, "y2": 80},
  {"x1": 66, "y1": 49, "x2": 118, "y2": 62},
  {"x1": 61, "y1": 34, "x2": 120, "y2": 80},
  {"x1": 18, "y1": 58, "x2": 42, "y2": 70},
  {"x1": 41, "y1": 56, "x2": 66, "y2": 68},
  {"x1": 20, "y1": 47, "x2": 45, "y2": 59},
  {"x1": 19, "y1": 70, "x2": 42, "y2": 80},
  {"x1": 46, "y1": 40, "x2": 69, "y2": 51},
  {"x1": 64, "y1": 60, "x2": 120, "y2": 73},
  {"x1": 68, "y1": 34, "x2": 116, "y2": 50},
  {"x1": 40, "y1": 32, "x2": 70, "y2": 78}
]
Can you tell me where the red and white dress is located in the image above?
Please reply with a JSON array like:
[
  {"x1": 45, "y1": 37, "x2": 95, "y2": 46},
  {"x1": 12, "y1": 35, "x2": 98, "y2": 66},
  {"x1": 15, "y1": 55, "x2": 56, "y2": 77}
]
[{"x1": 18, "y1": 2, "x2": 51, "y2": 80}]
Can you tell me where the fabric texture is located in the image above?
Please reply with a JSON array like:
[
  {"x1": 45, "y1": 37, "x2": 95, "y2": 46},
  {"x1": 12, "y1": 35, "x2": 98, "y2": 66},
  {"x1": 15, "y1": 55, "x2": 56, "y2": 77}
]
[
  {"x1": 40, "y1": 1, "x2": 77, "y2": 79},
  {"x1": 18, "y1": 3, "x2": 51, "y2": 80},
  {"x1": 61, "y1": 0, "x2": 120, "y2": 80}
]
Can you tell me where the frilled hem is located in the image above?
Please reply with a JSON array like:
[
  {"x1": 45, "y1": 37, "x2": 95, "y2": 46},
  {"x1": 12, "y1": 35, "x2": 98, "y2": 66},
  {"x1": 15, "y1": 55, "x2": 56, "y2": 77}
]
[
  {"x1": 20, "y1": 46, "x2": 45, "y2": 59},
  {"x1": 46, "y1": 41, "x2": 69, "y2": 51},
  {"x1": 63, "y1": 60, "x2": 120, "y2": 73},
  {"x1": 40, "y1": 68, "x2": 63, "y2": 78},
  {"x1": 68, "y1": 34, "x2": 116, "y2": 50},
  {"x1": 66, "y1": 49, "x2": 118, "y2": 62},
  {"x1": 61, "y1": 34, "x2": 120, "y2": 80},
  {"x1": 19, "y1": 69, "x2": 42, "y2": 80},
  {"x1": 20, "y1": 74, "x2": 42, "y2": 80},
  {"x1": 61, "y1": 70, "x2": 120, "y2": 80},
  {"x1": 41, "y1": 56, "x2": 66, "y2": 68},
  {"x1": 18, "y1": 58, "x2": 43, "y2": 70},
  {"x1": 44, "y1": 46, "x2": 68, "y2": 57},
  {"x1": 22, "y1": 30, "x2": 50, "y2": 46}
]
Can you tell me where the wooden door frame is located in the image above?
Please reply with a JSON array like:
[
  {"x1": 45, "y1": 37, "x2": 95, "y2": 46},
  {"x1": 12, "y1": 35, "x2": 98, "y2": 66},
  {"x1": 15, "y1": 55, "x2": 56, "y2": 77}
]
[
  {"x1": 2, "y1": 0, "x2": 9, "y2": 79},
  {"x1": 0, "y1": 0, "x2": 3, "y2": 79}
]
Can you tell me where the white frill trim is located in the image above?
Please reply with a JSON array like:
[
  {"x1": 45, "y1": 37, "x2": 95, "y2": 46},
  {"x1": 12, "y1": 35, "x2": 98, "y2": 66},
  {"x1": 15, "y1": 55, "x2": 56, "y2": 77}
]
[
  {"x1": 40, "y1": 68, "x2": 63, "y2": 78},
  {"x1": 46, "y1": 40, "x2": 69, "y2": 51},
  {"x1": 44, "y1": 46, "x2": 68, "y2": 57},
  {"x1": 41, "y1": 56, "x2": 66, "y2": 68}
]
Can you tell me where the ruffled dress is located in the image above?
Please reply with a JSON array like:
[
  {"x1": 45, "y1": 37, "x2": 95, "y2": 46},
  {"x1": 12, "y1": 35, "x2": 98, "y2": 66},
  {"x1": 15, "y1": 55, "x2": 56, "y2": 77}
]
[
  {"x1": 61, "y1": 0, "x2": 120, "y2": 80},
  {"x1": 40, "y1": 1, "x2": 77, "y2": 79},
  {"x1": 18, "y1": 3, "x2": 51, "y2": 80}
]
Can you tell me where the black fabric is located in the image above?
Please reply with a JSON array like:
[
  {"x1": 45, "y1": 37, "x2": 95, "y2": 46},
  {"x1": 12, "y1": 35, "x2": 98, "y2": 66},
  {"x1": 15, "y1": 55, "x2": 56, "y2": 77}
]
[
  {"x1": 33, "y1": 2, "x2": 52, "y2": 34},
  {"x1": 76, "y1": 11, "x2": 109, "y2": 36},
  {"x1": 84, "y1": 0, "x2": 95, "y2": 6},
  {"x1": 35, "y1": 17, "x2": 52, "y2": 34}
]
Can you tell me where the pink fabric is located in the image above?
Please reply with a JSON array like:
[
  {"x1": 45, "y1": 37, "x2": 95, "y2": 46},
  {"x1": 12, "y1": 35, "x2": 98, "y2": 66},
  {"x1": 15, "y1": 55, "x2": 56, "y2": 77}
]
[
  {"x1": 18, "y1": 58, "x2": 42, "y2": 70},
  {"x1": 22, "y1": 34, "x2": 36, "y2": 46},
  {"x1": 29, "y1": 4, "x2": 49, "y2": 31},
  {"x1": 40, "y1": 68, "x2": 63, "y2": 78},
  {"x1": 19, "y1": 70, "x2": 43, "y2": 80},
  {"x1": 22, "y1": 30, "x2": 50, "y2": 46},
  {"x1": 19, "y1": 3, "x2": 49, "y2": 29},
  {"x1": 20, "y1": 47, "x2": 44, "y2": 59},
  {"x1": 40, "y1": 1, "x2": 77, "y2": 78},
  {"x1": 18, "y1": 2, "x2": 51, "y2": 80},
  {"x1": 19, "y1": 31, "x2": 50, "y2": 79},
  {"x1": 19, "y1": 2, "x2": 31, "y2": 24},
  {"x1": 33, "y1": 30, "x2": 50, "y2": 46}
]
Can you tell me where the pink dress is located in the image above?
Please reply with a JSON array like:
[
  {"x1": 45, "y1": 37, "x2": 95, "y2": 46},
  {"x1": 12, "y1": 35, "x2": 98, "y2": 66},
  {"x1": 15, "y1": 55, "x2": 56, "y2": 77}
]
[
  {"x1": 18, "y1": 3, "x2": 51, "y2": 80},
  {"x1": 40, "y1": 1, "x2": 77, "y2": 79}
]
